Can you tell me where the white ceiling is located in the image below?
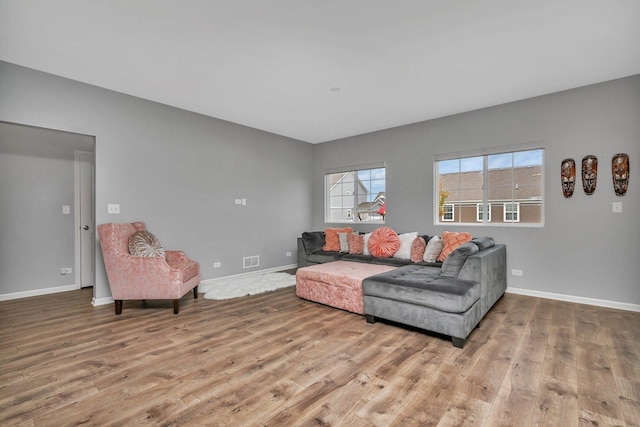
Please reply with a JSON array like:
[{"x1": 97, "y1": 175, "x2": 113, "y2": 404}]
[{"x1": 1, "y1": 1, "x2": 639, "y2": 144}]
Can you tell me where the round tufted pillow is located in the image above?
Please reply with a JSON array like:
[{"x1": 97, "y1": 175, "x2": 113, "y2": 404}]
[
  {"x1": 128, "y1": 230, "x2": 166, "y2": 257},
  {"x1": 367, "y1": 227, "x2": 400, "y2": 258}
]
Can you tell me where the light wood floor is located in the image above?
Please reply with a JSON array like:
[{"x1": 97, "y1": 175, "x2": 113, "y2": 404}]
[{"x1": 1, "y1": 285, "x2": 639, "y2": 426}]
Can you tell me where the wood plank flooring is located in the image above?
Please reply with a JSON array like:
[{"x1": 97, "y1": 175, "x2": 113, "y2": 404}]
[{"x1": 1, "y1": 284, "x2": 639, "y2": 426}]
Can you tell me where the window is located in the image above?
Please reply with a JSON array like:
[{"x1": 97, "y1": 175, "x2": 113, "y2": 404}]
[
  {"x1": 476, "y1": 203, "x2": 491, "y2": 222},
  {"x1": 434, "y1": 141, "x2": 544, "y2": 226},
  {"x1": 503, "y1": 203, "x2": 520, "y2": 222},
  {"x1": 325, "y1": 163, "x2": 386, "y2": 223},
  {"x1": 441, "y1": 204, "x2": 454, "y2": 221}
]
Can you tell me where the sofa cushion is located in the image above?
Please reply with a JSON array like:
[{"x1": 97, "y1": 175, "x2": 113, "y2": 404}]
[
  {"x1": 440, "y1": 242, "x2": 479, "y2": 278},
  {"x1": 306, "y1": 250, "x2": 345, "y2": 264},
  {"x1": 371, "y1": 257, "x2": 413, "y2": 267},
  {"x1": 363, "y1": 265, "x2": 480, "y2": 313},
  {"x1": 301, "y1": 231, "x2": 325, "y2": 255},
  {"x1": 438, "y1": 231, "x2": 473, "y2": 262},
  {"x1": 410, "y1": 236, "x2": 427, "y2": 263},
  {"x1": 342, "y1": 253, "x2": 374, "y2": 263},
  {"x1": 323, "y1": 227, "x2": 353, "y2": 252},
  {"x1": 423, "y1": 235, "x2": 443, "y2": 263},
  {"x1": 347, "y1": 233, "x2": 365, "y2": 254},
  {"x1": 472, "y1": 236, "x2": 495, "y2": 251},
  {"x1": 368, "y1": 227, "x2": 400, "y2": 258},
  {"x1": 393, "y1": 232, "x2": 418, "y2": 259},
  {"x1": 128, "y1": 230, "x2": 166, "y2": 258}
]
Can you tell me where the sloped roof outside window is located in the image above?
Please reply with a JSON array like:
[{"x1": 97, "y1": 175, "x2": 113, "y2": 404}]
[{"x1": 440, "y1": 166, "x2": 542, "y2": 202}]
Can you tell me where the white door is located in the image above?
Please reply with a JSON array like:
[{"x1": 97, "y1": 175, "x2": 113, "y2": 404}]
[{"x1": 75, "y1": 151, "x2": 95, "y2": 288}]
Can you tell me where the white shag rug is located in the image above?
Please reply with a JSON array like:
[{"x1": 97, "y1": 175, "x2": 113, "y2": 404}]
[{"x1": 200, "y1": 272, "x2": 297, "y2": 300}]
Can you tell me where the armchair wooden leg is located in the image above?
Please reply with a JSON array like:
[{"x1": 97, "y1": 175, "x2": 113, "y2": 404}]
[
  {"x1": 114, "y1": 300, "x2": 123, "y2": 315},
  {"x1": 173, "y1": 299, "x2": 180, "y2": 314},
  {"x1": 193, "y1": 286, "x2": 198, "y2": 299}
]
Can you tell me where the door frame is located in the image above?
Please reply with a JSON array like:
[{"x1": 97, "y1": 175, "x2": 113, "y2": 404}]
[{"x1": 74, "y1": 150, "x2": 95, "y2": 289}]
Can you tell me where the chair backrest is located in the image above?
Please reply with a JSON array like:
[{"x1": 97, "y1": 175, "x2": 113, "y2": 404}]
[{"x1": 98, "y1": 222, "x2": 146, "y2": 254}]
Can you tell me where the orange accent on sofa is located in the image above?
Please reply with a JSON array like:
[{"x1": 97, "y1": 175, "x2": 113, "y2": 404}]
[
  {"x1": 323, "y1": 227, "x2": 353, "y2": 251},
  {"x1": 438, "y1": 231, "x2": 472, "y2": 262}
]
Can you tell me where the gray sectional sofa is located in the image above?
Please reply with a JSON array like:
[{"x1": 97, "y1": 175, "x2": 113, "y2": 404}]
[{"x1": 296, "y1": 231, "x2": 507, "y2": 348}]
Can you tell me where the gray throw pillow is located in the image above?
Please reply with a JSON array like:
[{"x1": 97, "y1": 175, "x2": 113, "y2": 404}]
[
  {"x1": 440, "y1": 242, "x2": 479, "y2": 278},
  {"x1": 472, "y1": 236, "x2": 495, "y2": 251},
  {"x1": 301, "y1": 231, "x2": 325, "y2": 254}
]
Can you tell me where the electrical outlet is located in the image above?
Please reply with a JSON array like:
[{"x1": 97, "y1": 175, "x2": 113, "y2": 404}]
[
  {"x1": 511, "y1": 269, "x2": 523, "y2": 276},
  {"x1": 60, "y1": 267, "x2": 73, "y2": 275},
  {"x1": 213, "y1": 262, "x2": 222, "y2": 268},
  {"x1": 612, "y1": 202, "x2": 622, "y2": 213},
  {"x1": 286, "y1": 251, "x2": 292, "y2": 257}
]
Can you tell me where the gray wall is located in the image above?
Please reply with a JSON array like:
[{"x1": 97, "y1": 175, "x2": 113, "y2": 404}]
[
  {"x1": 311, "y1": 75, "x2": 640, "y2": 307},
  {"x1": 0, "y1": 122, "x2": 94, "y2": 294},
  {"x1": 0, "y1": 61, "x2": 313, "y2": 303},
  {"x1": 1, "y1": 58, "x2": 638, "y2": 308}
]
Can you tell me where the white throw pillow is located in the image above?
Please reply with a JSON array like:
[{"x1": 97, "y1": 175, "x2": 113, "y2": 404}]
[
  {"x1": 423, "y1": 235, "x2": 443, "y2": 263},
  {"x1": 362, "y1": 232, "x2": 373, "y2": 256},
  {"x1": 393, "y1": 232, "x2": 418, "y2": 259}
]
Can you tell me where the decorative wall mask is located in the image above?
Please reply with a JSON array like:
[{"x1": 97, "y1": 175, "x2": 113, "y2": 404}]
[
  {"x1": 612, "y1": 153, "x2": 629, "y2": 196},
  {"x1": 581, "y1": 155, "x2": 597, "y2": 195},
  {"x1": 561, "y1": 158, "x2": 576, "y2": 198}
]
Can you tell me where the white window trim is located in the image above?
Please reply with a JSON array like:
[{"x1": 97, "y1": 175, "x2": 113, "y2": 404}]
[
  {"x1": 476, "y1": 203, "x2": 491, "y2": 222},
  {"x1": 503, "y1": 202, "x2": 520, "y2": 223},
  {"x1": 434, "y1": 141, "x2": 545, "y2": 227},
  {"x1": 441, "y1": 203, "x2": 454, "y2": 222},
  {"x1": 325, "y1": 163, "x2": 386, "y2": 224}
]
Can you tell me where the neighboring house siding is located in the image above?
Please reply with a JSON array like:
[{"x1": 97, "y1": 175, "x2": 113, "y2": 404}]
[{"x1": 440, "y1": 166, "x2": 542, "y2": 223}]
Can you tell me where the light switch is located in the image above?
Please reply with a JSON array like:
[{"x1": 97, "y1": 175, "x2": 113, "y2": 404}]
[
  {"x1": 62, "y1": 205, "x2": 71, "y2": 214},
  {"x1": 108, "y1": 203, "x2": 120, "y2": 214}
]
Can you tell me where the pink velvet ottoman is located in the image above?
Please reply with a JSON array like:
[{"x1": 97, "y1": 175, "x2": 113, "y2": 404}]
[{"x1": 296, "y1": 261, "x2": 397, "y2": 314}]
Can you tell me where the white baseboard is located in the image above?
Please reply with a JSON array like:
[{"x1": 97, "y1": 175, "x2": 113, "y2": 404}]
[
  {"x1": 0, "y1": 284, "x2": 78, "y2": 301},
  {"x1": 507, "y1": 287, "x2": 640, "y2": 313},
  {"x1": 200, "y1": 264, "x2": 298, "y2": 286},
  {"x1": 92, "y1": 296, "x2": 114, "y2": 307}
]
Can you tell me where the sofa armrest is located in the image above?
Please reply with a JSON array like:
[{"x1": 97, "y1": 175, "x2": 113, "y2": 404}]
[
  {"x1": 458, "y1": 244, "x2": 506, "y2": 316},
  {"x1": 297, "y1": 238, "x2": 311, "y2": 268}
]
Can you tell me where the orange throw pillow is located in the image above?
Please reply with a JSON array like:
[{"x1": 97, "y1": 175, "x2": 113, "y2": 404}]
[
  {"x1": 323, "y1": 227, "x2": 353, "y2": 251},
  {"x1": 368, "y1": 227, "x2": 400, "y2": 258},
  {"x1": 438, "y1": 231, "x2": 472, "y2": 262}
]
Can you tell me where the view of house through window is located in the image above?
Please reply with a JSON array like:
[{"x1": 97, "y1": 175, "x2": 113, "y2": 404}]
[
  {"x1": 326, "y1": 164, "x2": 386, "y2": 223},
  {"x1": 435, "y1": 144, "x2": 544, "y2": 226}
]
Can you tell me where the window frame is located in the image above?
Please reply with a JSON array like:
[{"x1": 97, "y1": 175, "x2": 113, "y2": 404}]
[
  {"x1": 441, "y1": 203, "x2": 454, "y2": 222},
  {"x1": 476, "y1": 203, "x2": 491, "y2": 223},
  {"x1": 503, "y1": 202, "x2": 520, "y2": 223},
  {"x1": 324, "y1": 162, "x2": 386, "y2": 224},
  {"x1": 434, "y1": 141, "x2": 544, "y2": 227}
]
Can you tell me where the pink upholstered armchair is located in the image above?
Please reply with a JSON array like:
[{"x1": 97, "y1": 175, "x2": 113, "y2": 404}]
[{"x1": 97, "y1": 222, "x2": 200, "y2": 315}]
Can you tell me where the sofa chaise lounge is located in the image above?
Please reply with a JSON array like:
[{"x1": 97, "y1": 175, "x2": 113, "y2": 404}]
[{"x1": 296, "y1": 229, "x2": 506, "y2": 347}]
